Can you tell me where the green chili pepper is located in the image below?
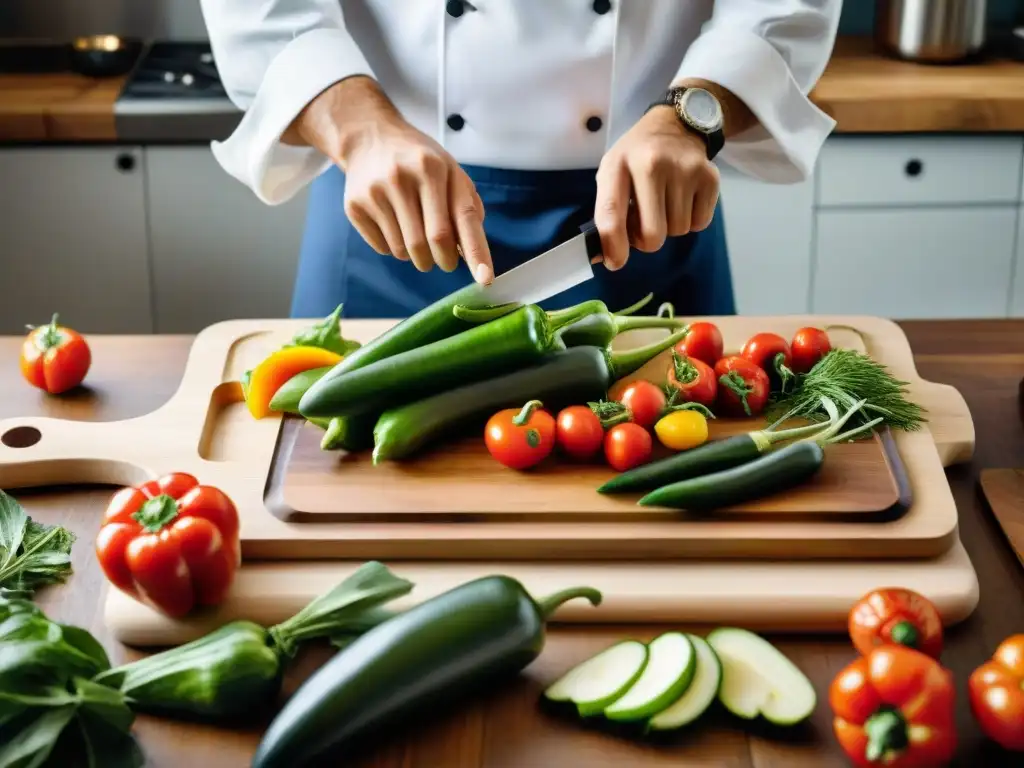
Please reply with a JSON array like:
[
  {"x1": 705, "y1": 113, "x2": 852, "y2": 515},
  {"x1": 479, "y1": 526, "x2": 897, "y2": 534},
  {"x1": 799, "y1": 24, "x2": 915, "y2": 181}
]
[
  {"x1": 298, "y1": 304, "x2": 591, "y2": 419},
  {"x1": 268, "y1": 367, "x2": 333, "y2": 414},
  {"x1": 559, "y1": 311, "x2": 686, "y2": 348}
]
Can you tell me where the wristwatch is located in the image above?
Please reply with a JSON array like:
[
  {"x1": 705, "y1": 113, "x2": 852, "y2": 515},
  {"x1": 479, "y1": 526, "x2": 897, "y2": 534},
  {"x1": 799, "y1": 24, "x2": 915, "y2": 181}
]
[{"x1": 647, "y1": 87, "x2": 725, "y2": 161}]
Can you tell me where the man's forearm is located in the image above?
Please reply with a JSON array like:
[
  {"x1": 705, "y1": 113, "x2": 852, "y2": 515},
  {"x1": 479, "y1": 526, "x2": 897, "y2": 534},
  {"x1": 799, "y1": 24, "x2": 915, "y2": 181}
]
[
  {"x1": 281, "y1": 75, "x2": 403, "y2": 167},
  {"x1": 673, "y1": 77, "x2": 757, "y2": 139}
]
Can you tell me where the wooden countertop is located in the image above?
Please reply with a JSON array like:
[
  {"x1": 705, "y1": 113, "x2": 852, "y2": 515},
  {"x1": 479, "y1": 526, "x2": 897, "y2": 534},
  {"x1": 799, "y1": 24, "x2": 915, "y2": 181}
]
[
  {"x1": 1, "y1": 320, "x2": 1023, "y2": 766},
  {"x1": 0, "y1": 36, "x2": 1022, "y2": 142}
]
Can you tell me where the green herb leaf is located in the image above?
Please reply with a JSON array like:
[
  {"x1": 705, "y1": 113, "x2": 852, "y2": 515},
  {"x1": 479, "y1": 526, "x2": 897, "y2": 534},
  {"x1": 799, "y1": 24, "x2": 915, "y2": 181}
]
[
  {"x1": 287, "y1": 304, "x2": 361, "y2": 357},
  {"x1": 0, "y1": 704, "x2": 76, "y2": 768},
  {"x1": 0, "y1": 492, "x2": 75, "y2": 595},
  {"x1": 73, "y1": 711, "x2": 144, "y2": 768}
]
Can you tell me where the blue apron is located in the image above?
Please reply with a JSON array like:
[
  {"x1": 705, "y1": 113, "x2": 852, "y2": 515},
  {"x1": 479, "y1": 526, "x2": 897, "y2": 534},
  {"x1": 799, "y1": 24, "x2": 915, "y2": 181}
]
[{"x1": 290, "y1": 164, "x2": 735, "y2": 319}]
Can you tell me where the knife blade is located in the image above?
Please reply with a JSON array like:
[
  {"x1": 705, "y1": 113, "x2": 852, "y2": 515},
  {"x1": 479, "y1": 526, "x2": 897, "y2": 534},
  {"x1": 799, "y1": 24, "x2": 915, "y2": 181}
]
[{"x1": 457, "y1": 219, "x2": 603, "y2": 309}]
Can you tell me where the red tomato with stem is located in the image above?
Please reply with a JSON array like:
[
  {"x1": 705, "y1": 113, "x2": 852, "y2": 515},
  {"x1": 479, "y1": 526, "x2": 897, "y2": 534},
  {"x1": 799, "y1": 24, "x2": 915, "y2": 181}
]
[
  {"x1": 616, "y1": 380, "x2": 666, "y2": 429},
  {"x1": 740, "y1": 332, "x2": 795, "y2": 391},
  {"x1": 847, "y1": 587, "x2": 944, "y2": 659},
  {"x1": 485, "y1": 400, "x2": 556, "y2": 470},
  {"x1": 556, "y1": 405, "x2": 605, "y2": 460},
  {"x1": 675, "y1": 322, "x2": 723, "y2": 367},
  {"x1": 969, "y1": 634, "x2": 1024, "y2": 752},
  {"x1": 791, "y1": 327, "x2": 832, "y2": 374},
  {"x1": 20, "y1": 313, "x2": 91, "y2": 394},
  {"x1": 604, "y1": 423, "x2": 652, "y2": 471},
  {"x1": 714, "y1": 356, "x2": 770, "y2": 418},
  {"x1": 666, "y1": 351, "x2": 717, "y2": 407}
]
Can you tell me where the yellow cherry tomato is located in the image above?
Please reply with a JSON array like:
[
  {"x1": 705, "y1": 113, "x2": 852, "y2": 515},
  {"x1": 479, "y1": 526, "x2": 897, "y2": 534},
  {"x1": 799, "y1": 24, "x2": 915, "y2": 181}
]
[{"x1": 654, "y1": 410, "x2": 709, "y2": 452}]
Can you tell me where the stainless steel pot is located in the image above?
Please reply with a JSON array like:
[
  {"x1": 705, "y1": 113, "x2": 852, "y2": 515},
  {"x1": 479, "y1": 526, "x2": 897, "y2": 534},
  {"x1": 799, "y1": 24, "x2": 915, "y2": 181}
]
[{"x1": 875, "y1": 0, "x2": 988, "y2": 63}]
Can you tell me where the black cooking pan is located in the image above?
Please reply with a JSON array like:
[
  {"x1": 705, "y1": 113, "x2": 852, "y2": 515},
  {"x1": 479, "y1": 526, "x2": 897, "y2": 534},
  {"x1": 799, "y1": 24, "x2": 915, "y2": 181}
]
[{"x1": 68, "y1": 35, "x2": 143, "y2": 77}]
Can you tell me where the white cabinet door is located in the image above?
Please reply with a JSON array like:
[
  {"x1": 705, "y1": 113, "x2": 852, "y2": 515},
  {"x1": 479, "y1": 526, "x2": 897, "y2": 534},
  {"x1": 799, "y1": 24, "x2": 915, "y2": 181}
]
[
  {"x1": 718, "y1": 167, "x2": 814, "y2": 314},
  {"x1": 812, "y1": 208, "x2": 1017, "y2": 319},
  {"x1": 145, "y1": 147, "x2": 309, "y2": 333},
  {"x1": 1011, "y1": 208, "x2": 1024, "y2": 317},
  {"x1": 0, "y1": 147, "x2": 153, "y2": 334}
]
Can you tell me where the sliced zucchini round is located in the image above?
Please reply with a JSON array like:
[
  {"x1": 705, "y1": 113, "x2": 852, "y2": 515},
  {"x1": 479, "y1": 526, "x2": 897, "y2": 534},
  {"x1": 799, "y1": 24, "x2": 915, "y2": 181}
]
[
  {"x1": 603, "y1": 632, "x2": 696, "y2": 722},
  {"x1": 647, "y1": 634, "x2": 722, "y2": 731},
  {"x1": 543, "y1": 640, "x2": 648, "y2": 717}
]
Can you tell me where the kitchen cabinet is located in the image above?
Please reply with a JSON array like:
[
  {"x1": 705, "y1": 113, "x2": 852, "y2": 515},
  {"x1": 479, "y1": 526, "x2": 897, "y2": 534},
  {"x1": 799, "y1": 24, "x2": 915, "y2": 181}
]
[
  {"x1": 0, "y1": 147, "x2": 153, "y2": 334},
  {"x1": 145, "y1": 147, "x2": 309, "y2": 333},
  {"x1": 812, "y1": 208, "x2": 1018, "y2": 319},
  {"x1": 718, "y1": 167, "x2": 814, "y2": 315}
]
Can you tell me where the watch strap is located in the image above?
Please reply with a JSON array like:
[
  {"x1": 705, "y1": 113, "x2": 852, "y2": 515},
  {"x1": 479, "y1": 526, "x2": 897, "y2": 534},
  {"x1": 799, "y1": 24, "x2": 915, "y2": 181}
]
[{"x1": 646, "y1": 88, "x2": 724, "y2": 161}]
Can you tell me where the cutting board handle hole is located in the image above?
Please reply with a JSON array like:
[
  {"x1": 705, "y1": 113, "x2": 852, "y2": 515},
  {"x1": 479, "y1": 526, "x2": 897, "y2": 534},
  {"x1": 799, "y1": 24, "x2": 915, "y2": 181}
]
[{"x1": 1, "y1": 426, "x2": 41, "y2": 449}]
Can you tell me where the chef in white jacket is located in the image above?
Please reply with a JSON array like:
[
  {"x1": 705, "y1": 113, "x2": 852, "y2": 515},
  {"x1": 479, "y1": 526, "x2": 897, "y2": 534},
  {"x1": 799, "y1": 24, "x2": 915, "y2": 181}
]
[{"x1": 200, "y1": 0, "x2": 841, "y2": 319}]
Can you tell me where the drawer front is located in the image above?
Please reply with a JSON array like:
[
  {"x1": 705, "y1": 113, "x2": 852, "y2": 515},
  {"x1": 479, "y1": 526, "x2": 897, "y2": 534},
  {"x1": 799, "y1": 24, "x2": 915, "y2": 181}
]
[
  {"x1": 817, "y1": 136, "x2": 1024, "y2": 208},
  {"x1": 811, "y1": 208, "x2": 1016, "y2": 319}
]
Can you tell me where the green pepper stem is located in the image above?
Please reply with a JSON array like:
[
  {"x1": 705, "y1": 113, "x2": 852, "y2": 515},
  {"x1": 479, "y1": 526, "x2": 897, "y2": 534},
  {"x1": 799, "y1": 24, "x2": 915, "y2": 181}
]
[
  {"x1": 512, "y1": 400, "x2": 544, "y2": 427},
  {"x1": 614, "y1": 316, "x2": 687, "y2": 334},
  {"x1": 451, "y1": 302, "x2": 522, "y2": 323},
  {"x1": 612, "y1": 293, "x2": 654, "y2": 317},
  {"x1": 863, "y1": 708, "x2": 909, "y2": 763},
  {"x1": 656, "y1": 302, "x2": 675, "y2": 319},
  {"x1": 535, "y1": 586, "x2": 603, "y2": 619},
  {"x1": 607, "y1": 325, "x2": 690, "y2": 380},
  {"x1": 548, "y1": 303, "x2": 603, "y2": 333},
  {"x1": 547, "y1": 299, "x2": 608, "y2": 320},
  {"x1": 131, "y1": 494, "x2": 180, "y2": 533},
  {"x1": 889, "y1": 620, "x2": 919, "y2": 648}
]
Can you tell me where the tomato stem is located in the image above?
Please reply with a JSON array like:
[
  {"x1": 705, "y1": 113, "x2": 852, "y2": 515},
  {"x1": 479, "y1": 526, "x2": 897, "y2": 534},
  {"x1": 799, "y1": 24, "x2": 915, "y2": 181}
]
[
  {"x1": 512, "y1": 400, "x2": 544, "y2": 427},
  {"x1": 588, "y1": 400, "x2": 632, "y2": 429},
  {"x1": 663, "y1": 402, "x2": 715, "y2": 419},
  {"x1": 132, "y1": 494, "x2": 180, "y2": 533},
  {"x1": 890, "y1": 620, "x2": 920, "y2": 648},
  {"x1": 773, "y1": 351, "x2": 796, "y2": 393},
  {"x1": 671, "y1": 350, "x2": 699, "y2": 384},
  {"x1": 36, "y1": 313, "x2": 63, "y2": 350},
  {"x1": 719, "y1": 371, "x2": 754, "y2": 416},
  {"x1": 864, "y1": 707, "x2": 909, "y2": 762}
]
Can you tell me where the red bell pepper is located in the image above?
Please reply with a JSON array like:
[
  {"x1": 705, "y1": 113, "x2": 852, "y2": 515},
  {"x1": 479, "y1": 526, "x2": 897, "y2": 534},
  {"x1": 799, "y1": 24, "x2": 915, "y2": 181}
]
[
  {"x1": 830, "y1": 645, "x2": 956, "y2": 768},
  {"x1": 968, "y1": 634, "x2": 1024, "y2": 752},
  {"x1": 95, "y1": 472, "x2": 241, "y2": 618}
]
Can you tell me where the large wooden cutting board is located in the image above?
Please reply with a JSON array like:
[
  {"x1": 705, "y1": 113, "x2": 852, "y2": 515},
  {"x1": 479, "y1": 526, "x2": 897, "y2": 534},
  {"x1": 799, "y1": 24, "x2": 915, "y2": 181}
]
[{"x1": 0, "y1": 316, "x2": 974, "y2": 561}]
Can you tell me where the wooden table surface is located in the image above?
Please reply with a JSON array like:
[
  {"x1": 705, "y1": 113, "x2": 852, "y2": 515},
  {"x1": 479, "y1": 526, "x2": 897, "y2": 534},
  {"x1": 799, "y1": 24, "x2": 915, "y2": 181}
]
[{"x1": 1, "y1": 321, "x2": 1023, "y2": 767}]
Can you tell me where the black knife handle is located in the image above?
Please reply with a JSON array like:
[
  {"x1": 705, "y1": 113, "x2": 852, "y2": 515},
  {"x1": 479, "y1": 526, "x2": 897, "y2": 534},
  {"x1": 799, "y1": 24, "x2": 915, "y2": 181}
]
[{"x1": 579, "y1": 219, "x2": 603, "y2": 263}]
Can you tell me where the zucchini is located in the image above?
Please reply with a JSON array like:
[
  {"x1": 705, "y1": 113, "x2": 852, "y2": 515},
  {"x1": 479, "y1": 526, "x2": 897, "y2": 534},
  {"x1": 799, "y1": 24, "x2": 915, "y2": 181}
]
[
  {"x1": 269, "y1": 366, "x2": 332, "y2": 414},
  {"x1": 321, "y1": 413, "x2": 378, "y2": 452},
  {"x1": 647, "y1": 634, "x2": 722, "y2": 731},
  {"x1": 543, "y1": 640, "x2": 649, "y2": 717},
  {"x1": 604, "y1": 632, "x2": 696, "y2": 722}
]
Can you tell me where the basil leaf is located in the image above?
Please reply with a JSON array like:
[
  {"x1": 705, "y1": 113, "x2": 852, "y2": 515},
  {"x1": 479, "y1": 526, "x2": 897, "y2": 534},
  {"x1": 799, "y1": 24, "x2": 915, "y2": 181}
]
[
  {"x1": 0, "y1": 492, "x2": 75, "y2": 595},
  {"x1": 0, "y1": 492, "x2": 27, "y2": 572},
  {"x1": 74, "y1": 712, "x2": 144, "y2": 768},
  {"x1": 0, "y1": 705, "x2": 76, "y2": 768},
  {"x1": 287, "y1": 304, "x2": 361, "y2": 357},
  {"x1": 73, "y1": 679, "x2": 134, "y2": 734},
  {"x1": 57, "y1": 628, "x2": 110, "y2": 674},
  {"x1": 0, "y1": 640, "x2": 105, "y2": 686},
  {"x1": 0, "y1": 687, "x2": 77, "y2": 730}
]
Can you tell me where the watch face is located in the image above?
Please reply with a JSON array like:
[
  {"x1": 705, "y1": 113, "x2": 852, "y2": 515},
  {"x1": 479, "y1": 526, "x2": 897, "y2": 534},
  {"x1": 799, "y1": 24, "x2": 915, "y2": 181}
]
[{"x1": 680, "y1": 88, "x2": 722, "y2": 133}]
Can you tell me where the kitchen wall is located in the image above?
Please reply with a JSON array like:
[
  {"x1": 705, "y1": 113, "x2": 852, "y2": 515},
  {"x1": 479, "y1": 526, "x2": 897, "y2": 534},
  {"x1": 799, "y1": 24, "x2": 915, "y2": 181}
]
[{"x1": 2, "y1": 0, "x2": 1021, "y2": 42}]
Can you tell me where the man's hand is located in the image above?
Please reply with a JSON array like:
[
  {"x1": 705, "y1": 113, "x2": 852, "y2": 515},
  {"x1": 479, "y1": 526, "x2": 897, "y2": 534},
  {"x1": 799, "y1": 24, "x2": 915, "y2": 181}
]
[
  {"x1": 594, "y1": 105, "x2": 720, "y2": 271},
  {"x1": 286, "y1": 77, "x2": 493, "y2": 284}
]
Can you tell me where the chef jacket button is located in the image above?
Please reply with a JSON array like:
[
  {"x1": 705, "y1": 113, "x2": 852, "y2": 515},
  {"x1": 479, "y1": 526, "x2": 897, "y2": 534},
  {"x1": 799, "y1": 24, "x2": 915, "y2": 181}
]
[
  {"x1": 447, "y1": 113, "x2": 466, "y2": 131},
  {"x1": 592, "y1": 0, "x2": 612, "y2": 14},
  {"x1": 446, "y1": 0, "x2": 466, "y2": 17},
  {"x1": 585, "y1": 116, "x2": 603, "y2": 133}
]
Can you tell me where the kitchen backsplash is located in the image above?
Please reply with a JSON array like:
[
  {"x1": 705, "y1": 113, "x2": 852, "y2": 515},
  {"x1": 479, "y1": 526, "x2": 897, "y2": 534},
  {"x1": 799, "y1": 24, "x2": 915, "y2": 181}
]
[{"x1": 1, "y1": 0, "x2": 1020, "y2": 42}]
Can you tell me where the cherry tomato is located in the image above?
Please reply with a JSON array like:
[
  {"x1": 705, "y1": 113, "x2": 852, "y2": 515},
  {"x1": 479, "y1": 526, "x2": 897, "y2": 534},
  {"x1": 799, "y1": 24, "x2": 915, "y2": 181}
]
[
  {"x1": 675, "y1": 322, "x2": 723, "y2": 367},
  {"x1": 604, "y1": 423, "x2": 652, "y2": 472},
  {"x1": 616, "y1": 380, "x2": 666, "y2": 430},
  {"x1": 20, "y1": 313, "x2": 91, "y2": 394},
  {"x1": 848, "y1": 587, "x2": 944, "y2": 660},
  {"x1": 714, "y1": 356, "x2": 770, "y2": 418},
  {"x1": 484, "y1": 400, "x2": 556, "y2": 470},
  {"x1": 969, "y1": 634, "x2": 1024, "y2": 752},
  {"x1": 654, "y1": 409, "x2": 709, "y2": 452},
  {"x1": 555, "y1": 405, "x2": 605, "y2": 460},
  {"x1": 740, "y1": 332, "x2": 794, "y2": 391},
  {"x1": 790, "y1": 327, "x2": 832, "y2": 374},
  {"x1": 666, "y1": 351, "x2": 717, "y2": 407}
]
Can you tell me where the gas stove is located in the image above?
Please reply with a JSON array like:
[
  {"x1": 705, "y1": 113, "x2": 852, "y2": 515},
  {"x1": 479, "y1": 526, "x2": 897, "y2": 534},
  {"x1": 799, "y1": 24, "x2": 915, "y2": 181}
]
[{"x1": 115, "y1": 41, "x2": 241, "y2": 142}]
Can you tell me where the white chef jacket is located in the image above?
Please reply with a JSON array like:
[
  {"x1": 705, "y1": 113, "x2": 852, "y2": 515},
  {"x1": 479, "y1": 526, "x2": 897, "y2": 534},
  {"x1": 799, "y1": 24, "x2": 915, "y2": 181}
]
[{"x1": 201, "y1": 0, "x2": 841, "y2": 207}]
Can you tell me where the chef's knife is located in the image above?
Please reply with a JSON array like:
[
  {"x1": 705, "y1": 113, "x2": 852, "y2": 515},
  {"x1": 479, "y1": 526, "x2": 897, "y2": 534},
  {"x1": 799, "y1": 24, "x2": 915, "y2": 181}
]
[{"x1": 457, "y1": 219, "x2": 603, "y2": 309}]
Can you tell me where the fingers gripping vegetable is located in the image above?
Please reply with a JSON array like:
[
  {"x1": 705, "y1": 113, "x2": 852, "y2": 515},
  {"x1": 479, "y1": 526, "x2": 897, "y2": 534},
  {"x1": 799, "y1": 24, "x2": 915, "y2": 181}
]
[
  {"x1": 246, "y1": 346, "x2": 344, "y2": 419},
  {"x1": 968, "y1": 634, "x2": 1024, "y2": 751},
  {"x1": 675, "y1": 321, "x2": 723, "y2": 366},
  {"x1": 715, "y1": 356, "x2": 770, "y2": 417},
  {"x1": 95, "y1": 473, "x2": 240, "y2": 618},
  {"x1": 94, "y1": 562, "x2": 413, "y2": 720},
  {"x1": 655, "y1": 409, "x2": 709, "y2": 452},
  {"x1": 741, "y1": 332, "x2": 795, "y2": 392},
  {"x1": 299, "y1": 304, "x2": 589, "y2": 419},
  {"x1": 666, "y1": 351, "x2": 717, "y2": 407},
  {"x1": 556, "y1": 405, "x2": 606, "y2": 460},
  {"x1": 604, "y1": 423, "x2": 652, "y2": 472},
  {"x1": 252, "y1": 577, "x2": 602, "y2": 768},
  {"x1": 20, "y1": 313, "x2": 91, "y2": 394},
  {"x1": 485, "y1": 400, "x2": 556, "y2": 470},
  {"x1": 615, "y1": 380, "x2": 667, "y2": 429},
  {"x1": 848, "y1": 588, "x2": 943, "y2": 660},
  {"x1": 371, "y1": 330, "x2": 690, "y2": 463},
  {"x1": 830, "y1": 646, "x2": 956, "y2": 768},
  {"x1": 791, "y1": 326, "x2": 832, "y2": 373}
]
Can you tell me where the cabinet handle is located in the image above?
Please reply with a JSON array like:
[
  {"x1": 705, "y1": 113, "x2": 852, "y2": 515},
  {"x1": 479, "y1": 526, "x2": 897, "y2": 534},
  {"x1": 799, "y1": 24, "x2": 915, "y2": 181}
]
[
  {"x1": 115, "y1": 153, "x2": 136, "y2": 173},
  {"x1": 904, "y1": 158, "x2": 923, "y2": 178}
]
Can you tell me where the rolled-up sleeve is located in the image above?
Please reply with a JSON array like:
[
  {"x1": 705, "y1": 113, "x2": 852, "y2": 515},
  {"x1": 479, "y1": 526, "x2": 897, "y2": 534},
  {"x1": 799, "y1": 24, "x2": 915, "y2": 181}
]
[
  {"x1": 200, "y1": 0, "x2": 374, "y2": 204},
  {"x1": 675, "y1": 0, "x2": 842, "y2": 183}
]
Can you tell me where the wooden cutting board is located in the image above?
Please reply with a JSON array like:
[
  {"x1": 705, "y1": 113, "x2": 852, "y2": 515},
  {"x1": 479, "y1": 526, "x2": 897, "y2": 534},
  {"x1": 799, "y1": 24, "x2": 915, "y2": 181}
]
[
  {"x1": 0, "y1": 315, "x2": 973, "y2": 561},
  {"x1": 978, "y1": 469, "x2": 1024, "y2": 567}
]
